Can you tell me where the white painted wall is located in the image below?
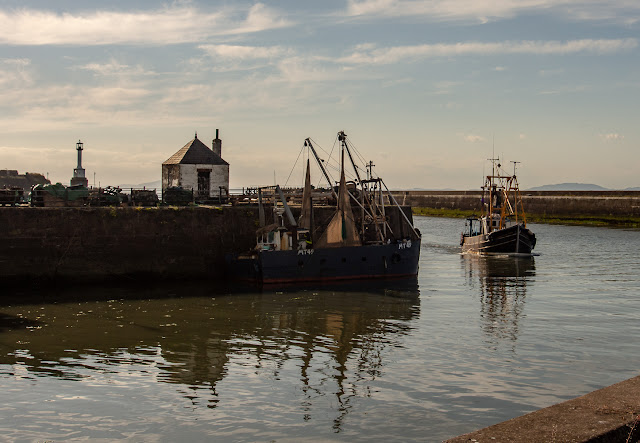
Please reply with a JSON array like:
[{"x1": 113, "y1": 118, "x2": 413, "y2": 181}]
[{"x1": 179, "y1": 164, "x2": 229, "y2": 196}]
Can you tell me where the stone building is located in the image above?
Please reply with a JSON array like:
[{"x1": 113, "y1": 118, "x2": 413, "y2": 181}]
[
  {"x1": 162, "y1": 130, "x2": 229, "y2": 201},
  {"x1": 0, "y1": 170, "x2": 50, "y2": 190}
]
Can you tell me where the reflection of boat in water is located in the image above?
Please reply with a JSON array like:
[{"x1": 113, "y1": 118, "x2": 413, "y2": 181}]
[
  {"x1": 0, "y1": 281, "x2": 420, "y2": 432},
  {"x1": 464, "y1": 254, "x2": 536, "y2": 280},
  {"x1": 228, "y1": 131, "x2": 421, "y2": 284},
  {"x1": 234, "y1": 275, "x2": 421, "y2": 298},
  {"x1": 463, "y1": 254, "x2": 535, "y2": 342},
  {"x1": 461, "y1": 158, "x2": 536, "y2": 254}
]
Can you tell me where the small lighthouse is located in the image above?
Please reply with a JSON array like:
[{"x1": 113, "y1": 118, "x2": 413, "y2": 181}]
[{"x1": 70, "y1": 139, "x2": 89, "y2": 187}]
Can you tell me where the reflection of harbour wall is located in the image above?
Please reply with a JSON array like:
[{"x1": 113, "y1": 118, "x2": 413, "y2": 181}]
[{"x1": 394, "y1": 190, "x2": 640, "y2": 217}]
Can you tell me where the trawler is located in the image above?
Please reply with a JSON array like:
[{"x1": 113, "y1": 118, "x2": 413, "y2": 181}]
[
  {"x1": 228, "y1": 131, "x2": 421, "y2": 284},
  {"x1": 461, "y1": 159, "x2": 536, "y2": 254}
]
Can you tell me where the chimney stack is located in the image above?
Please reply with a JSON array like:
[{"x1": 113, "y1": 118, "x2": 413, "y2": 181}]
[{"x1": 212, "y1": 128, "x2": 222, "y2": 158}]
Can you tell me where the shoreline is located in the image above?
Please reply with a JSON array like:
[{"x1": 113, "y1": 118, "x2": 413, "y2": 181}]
[
  {"x1": 412, "y1": 207, "x2": 640, "y2": 228},
  {"x1": 391, "y1": 189, "x2": 640, "y2": 229}
]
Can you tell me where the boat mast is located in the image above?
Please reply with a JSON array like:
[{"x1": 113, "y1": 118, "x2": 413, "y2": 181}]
[
  {"x1": 339, "y1": 131, "x2": 368, "y2": 238},
  {"x1": 486, "y1": 157, "x2": 500, "y2": 232},
  {"x1": 511, "y1": 161, "x2": 520, "y2": 224},
  {"x1": 304, "y1": 138, "x2": 338, "y2": 201},
  {"x1": 339, "y1": 131, "x2": 363, "y2": 184},
  {"x1": 338, "y1": 131, "x2": 390, "y2": 242}
]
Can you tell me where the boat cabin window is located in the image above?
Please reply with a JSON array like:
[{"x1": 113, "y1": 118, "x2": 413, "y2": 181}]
[
  {"x1": 466, "y1": 219, "x2": 480, "y2": 236},
  {"x1": 257, "y1": 230, "x2": 280, "y2": 251}
]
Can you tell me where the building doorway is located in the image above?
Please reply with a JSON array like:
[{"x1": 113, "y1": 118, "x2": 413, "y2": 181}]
[{"x1": 197, "y1": 170, "x2": 211, "y2": 198}]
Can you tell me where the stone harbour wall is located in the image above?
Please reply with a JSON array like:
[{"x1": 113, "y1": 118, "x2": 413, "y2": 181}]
[
  {"x1": 391, "y1": 190, "x2": 640, "y2": 217},
  {"x1": 0, "y1": 206, "x2": 259, "y2": 284},
  {"x1": 0, "y1": 204, "x2": 415, "y2": 284}
]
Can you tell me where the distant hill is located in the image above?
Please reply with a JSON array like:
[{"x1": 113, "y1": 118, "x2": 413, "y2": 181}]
[
  {"x1": 625, "y1": 187, "x2": 640, "y2": 191},
  {"x1": 527, "y1": 183, "x2": 609, "y2": 191}
]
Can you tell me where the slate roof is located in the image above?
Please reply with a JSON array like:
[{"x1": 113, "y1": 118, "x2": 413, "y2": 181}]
[{"x1": 163, "y1": 136, "x2": 229, "y2": 166}]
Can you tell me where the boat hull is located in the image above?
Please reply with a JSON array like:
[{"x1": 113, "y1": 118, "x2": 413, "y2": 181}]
[
  {"x1": 461, "y1": 224, "x2": 536, "y2": 254},
  {"x1": 227, "y1": 239, "x2": 421, "y2": 284}
]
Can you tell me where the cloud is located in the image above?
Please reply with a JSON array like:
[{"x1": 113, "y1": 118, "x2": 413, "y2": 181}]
[
  {"x1": 76, "y1": 59, "x2": 157, "y2": 78},
  {"x1": 337, "y1": 39, "x2": 637, "y2": 65},
  {"x1": 433, "y1": 80, "x2": 459, "y2": 95},
  {"x1": 0, "y1": 60, "x2": 344, "y2": 134},
  {"x1": 234, "y1": 3, "x2": 291, "y2": 34},
  {"x1": 0, "y1": 4, "x2": 291, "y2": 46},
  {"x1": 538, "y1": 68, "x2": 564, "y2": 77},
  {"x1": 345, "y1": 0, "x2": 640, "y2": 25},
  {"x1": 197, "y1": 44, "x2": 368, "y2": 84},
  {"x1": 199, "y1": 44, "x2": 289, "y2": 60},
  {"x1": 600, "y1": 133, "x2": 624, "y2": 141},
  {"x1": 0, "y1": 58, "x2": 33, "y2": 86},
  {"x1": 463, "y1": 134, "x2": 486, "y2": 143},
  {"x1": 538, "y1": 84, "x2": 589, "y2": 95}
]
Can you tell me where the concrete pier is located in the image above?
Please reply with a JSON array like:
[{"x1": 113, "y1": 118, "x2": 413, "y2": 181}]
[{"x1": 446, "y1": 375, "x2": 640, "y2": 442}]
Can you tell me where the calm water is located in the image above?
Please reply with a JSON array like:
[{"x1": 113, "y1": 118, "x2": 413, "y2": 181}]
[{"x1": 1, "y1": 216, "x2": 639, "y2": 442}]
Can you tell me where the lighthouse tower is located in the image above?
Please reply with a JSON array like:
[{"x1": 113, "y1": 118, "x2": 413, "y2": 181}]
[{"x1": 70, "y1": 139, "x2": 89, "y2": 187}]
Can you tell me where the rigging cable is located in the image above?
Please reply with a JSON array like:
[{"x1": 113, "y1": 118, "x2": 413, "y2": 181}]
[{"x1": 283, "y1": 144, "x2": 306, "y2": 188}]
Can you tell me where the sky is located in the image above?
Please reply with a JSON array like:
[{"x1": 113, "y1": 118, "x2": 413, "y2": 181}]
[{"x1": 0, "y1": 0, "x2": 638, "y2": 190}]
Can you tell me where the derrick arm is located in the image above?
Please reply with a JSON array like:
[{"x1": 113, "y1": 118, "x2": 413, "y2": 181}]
[{"x1": 305, "y1": 138, "x2": 338, "y2": 201}]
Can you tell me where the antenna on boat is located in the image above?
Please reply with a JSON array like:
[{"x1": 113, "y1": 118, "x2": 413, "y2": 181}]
[
  {"x1": 488, "y1": 157, "x2": 500, "y2": 176},
  {"x1": 511, "y1": 161, "x2": 520, "y2": 177},
  {"x1": 366, "y1": 160, "x2": 375, "y2": 180},
  {"x1": 492, "y1": 134, "x2": 495, "y2": 175}
]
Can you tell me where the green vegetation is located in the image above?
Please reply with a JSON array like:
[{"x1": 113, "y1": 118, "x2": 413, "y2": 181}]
[
  {"x1": 526, "y1": 214, "x2": 640, "y2": 228},
  {"x1": 411, "y1": 207, "x2": 640, "y2": 229},
  {"x1": 412, "y1": 207, "x2": 478, "y2": 219}
]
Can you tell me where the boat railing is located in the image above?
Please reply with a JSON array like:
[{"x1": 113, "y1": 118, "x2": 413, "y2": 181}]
[{"x1": 230, "y1": 186, "x2": 334, "y2": 206}]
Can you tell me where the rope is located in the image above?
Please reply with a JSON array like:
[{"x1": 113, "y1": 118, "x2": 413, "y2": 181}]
[{"x1": 283, "y1": 144, "x2": 305, "y2": 188}]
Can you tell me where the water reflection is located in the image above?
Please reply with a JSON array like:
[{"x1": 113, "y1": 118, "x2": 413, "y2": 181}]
[
  {"x1": 0, "y1": 278, "x2": 419, "y2": 432},
  {"x1": 462, "y1": 255, "x2": 536, "y2": 343}
]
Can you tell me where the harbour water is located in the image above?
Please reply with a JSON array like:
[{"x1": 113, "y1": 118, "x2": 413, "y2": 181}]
[{"x1": 1, "y1": 216, "x2": 639, "y2": 441}]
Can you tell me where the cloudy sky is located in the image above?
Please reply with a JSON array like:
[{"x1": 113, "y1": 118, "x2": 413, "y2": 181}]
[{"x1": 1, "y1": 0, "x2": 638, "y2": 189}]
